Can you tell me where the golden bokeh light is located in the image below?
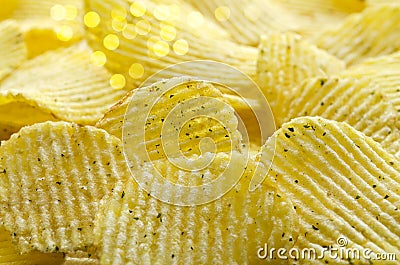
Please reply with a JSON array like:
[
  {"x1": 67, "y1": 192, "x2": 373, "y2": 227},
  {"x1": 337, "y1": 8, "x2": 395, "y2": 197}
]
[
  {"x1": 110, "y1": 74, "x2": 126, "y2": 89},
  {"x1": 160, "y1": 24, "x2": 177, "y2": 41},
  {"x1": 154, "y1": 5, "x2": 170, "y2": 21},
  {"x1": 103, "y1": 34, "x2": 120, "y2": 50},
  {"x1": 56, "y1": 25, "x2": 73, "y2": 41},
  {"x1": 122, "y1": 24, "x2": 137, "y2": 39},
  {"x1": 135, "y1": 19, "x2": 152, "y2": 35},
  {"x1": 90, "y1": 51, "x2": 107, "y2": 66},
  {"x1": 112, "y1": 15, "x2": 127, "y2": 32},
  {"x1": 130, "y1": 1, "x2": 147, "y2": 17},
  {"x1": 129, "y1": 63, "x2": 145, "y2": 79},
  {"x1": 187, "y1": 11, "x2": 205, "y2": 28},
  {"x1": 84, "y1": 11, "x2": 100, "y2": 28},
  {"x1": 152, "y1": 40, "x2": 170, "y2": 57},
  {"x1": 111, "y1": 6, "x2": 127, "y2": 19},
  {"x1": 50, "y1": 4, "x2": 66, "y2": 21},
  {"x1": 215, "y1": 6, "x2": 231, "y2": 22},
  {"x1": 173, "y1": 39, "x2": 189, "y2": 55}
]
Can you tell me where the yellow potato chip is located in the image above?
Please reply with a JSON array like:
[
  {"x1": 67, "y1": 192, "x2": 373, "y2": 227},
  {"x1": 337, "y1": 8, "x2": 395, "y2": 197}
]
[
  {"x1": 0, "y1": 121, "x2": 130, "y2": 253},
  {"x1": 0, "y1": 44, "x2": 126, "y2": 138},
  {"x1": 342, "y1": 51, "x2": 400, "y2": 112},
  {"x1": 259, "y1": 117, "x2": 400, "y2": 264},
  {"x1": 189, "y1": 0, "x2": 365, "y2": 46},
  {"x1": 0, "y1": 20, "x2": 27, "y2": 81},
  {"x1": 94, "y1": 154, "x2": 298, "y2": 264},
  {"x1": 285, "y1": 77, "x2": 400, "y2": 156},
  {"x1": 84, "y1": 0, "x2": 258, "y2": 89},
  {"x1": 0, "y1": 227, "x2": 65, "y2": 264},
  {"x1": 98, "y1": 77, "x2": 243, "y2": 160},
  {"x1": 0, "y1": 0, "x2": 84, "y2": 58},
  {"x1": 366, "y1": 0, "x2": 400, "y2": 6},
  {"x1": 310, "y1": 4, "x2": 400, "y2": 65},
  {"x1": 256, "y1": 33, "x2": 345, "y2": 127}
]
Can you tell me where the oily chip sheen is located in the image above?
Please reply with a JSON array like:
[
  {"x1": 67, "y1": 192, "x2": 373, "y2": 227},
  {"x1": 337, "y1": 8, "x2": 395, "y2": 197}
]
[
  {"x1": 0, "y1": 20, "x2": 27, "y2": 81},
  {"x1": 0, "y1": 44, "x2": 126, "y2": 139},
  {"x1": 256, "y1": 33, "x2": 345, "y2": 127},
  {"x1": 259, "y1": 117, "x2": 400, "y2": 264},
  {"x1": 310, "y1": 4, "x2": 400, "y2": 65},
  {"x1": 0, "y1": 121, "x2": 129, "y2": 253},
  {"x1": 94, "y1": 154, "x2": 298, "y2": 265},
  {"x1": 285, "y1": 77, "x2": 400, "y2": 156}
]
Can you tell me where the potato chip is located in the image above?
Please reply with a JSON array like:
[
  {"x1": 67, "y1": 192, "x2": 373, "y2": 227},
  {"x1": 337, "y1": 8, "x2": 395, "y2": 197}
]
[
  {"x1": 366, "y1": 0, "x2": 400, "y2": 6},
  {"x1": 94, "y1": 153, "x2": 298, "y2": 264},
  {"x1": 285, "y1": 77, "x2": 400, "y2": 156},
  {"x1": 188, "y1": 0, "x2": 365, "y2": 46},
  {"x1": 256, "y1": 33, "x2": 345, "y2": 127},
  {"x1": 310, "y1": 4, "x2": 400, "y2": 65},
  {"x1": 98, "y1": 77, "x2": 243, "y2": 160},
  {"x1": 0, "y1": 0, "x2": 84, "y2": 58},
  {"x1": 259, "y1": 116, "x2": 400, "y2": 264},
  {"x1": 84, "y1": 0, "x2": 258, "y2": 89},
  {"x1": 0, "y1": 121, "x2": 130, "y2": 253},
  {"x1": 342, "y1": 51, "x2": 400, "y2": 112},
  {"x1": 0, "y1": 20, "x2": 27, "y2": 81},
  {"x1": 0, "y1": 44, "x2": 126, "y2": 139},
  {"x1": 0, "y1": 227, "x2": 65, "y2": 264}
]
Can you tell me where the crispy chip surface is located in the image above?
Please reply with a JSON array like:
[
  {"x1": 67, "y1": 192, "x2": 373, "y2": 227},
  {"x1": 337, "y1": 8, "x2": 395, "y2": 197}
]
[
  {"x1": 0, "y1": 20, "x2": 27, "y2": 81},
  {"x1": 0, "y1": 227, "x2": 65, "y2": 264},
  {"x1": 0, "y1": 121, "x2": 130, "y2": 253},
  {"x1": 94, "y1": 154, "x2": 297, "y2": 264},
  {"x1": 0, "y1": 44, "x2": 125, "y2": 138},
  {"x1": 259, "y1": 117, "x2": 400, "y2": 264},
  {"x1": 310, "y1": 4, "x2": 400, "y2": 65},
  {"x1": 189, "y1": 0, "x2": 365, "y2": 46},
  {"x1": 285, "y1": 77, "x2": 400, "y2": 156},
  {"x1": 256, "y1": 33, "x2": 345, "y2": 127}
]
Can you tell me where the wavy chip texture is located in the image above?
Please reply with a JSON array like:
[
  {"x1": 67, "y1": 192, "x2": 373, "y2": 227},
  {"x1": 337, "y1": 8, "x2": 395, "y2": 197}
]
[
  {"x1": 256, "y1": 33, "x2": 345, "y2": 127},
  {"x1": 0, "y1": 44, "x2": 126, "y2": 138},
  {"x1": 260, "y1": 117, "x2": 400, "y2": 264},
  {"x1": 0, "y1": 0, "x2": 84, "y2": 57},
  {"x1": 310, "y1": 4, "x2": 400, "y2": 65},
  {"x1": 189, "y1": 0, "x2": 365, "y2": 46},
  {"x1": 342, "y1": 52, "x2": 400, "y2": 112},
  {"x1": 0, "y1": 228, "x2": 64, "y2": 264},
  {"x1": 0, "y1": 20, "x2": 27, "y2": 81},
  {"x1": 285, "y1": 77, "x2": 400, "y2": 156},
  {"x1": 85, "y1": 0, "x2": 258, "y2": 89},
  {"x1": 0, "y1": 122, "x2": 130, "y2": 253},
  {"x1": 94, "y1": 154, "x2": 298, "y2": 265}
]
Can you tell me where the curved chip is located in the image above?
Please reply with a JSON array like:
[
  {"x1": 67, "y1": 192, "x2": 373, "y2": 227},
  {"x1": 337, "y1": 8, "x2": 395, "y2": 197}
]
[
  {"x1": 310, "y1": 4, "x2": 400, "y2": 65},
  {"x1": 0, "y1": 227, "x2": 65, "y2": 264},
  {"x1": 285, "y1": 77, "x2": 400, "y2": 156},
  {"x1": 342, "y1": 51, "x2": 400, "y2": 112},
  {"x1": 259, "y1": 116, "x2": 400, "y2": 264},
  {"x1": 188, "y1": 0, "x2": 365, "y2": 46},
  {"x1": 97, "y1": 77, "x2": 243, "y2": 159},
  {"x1": 84, "y1": 0, "x2": 258, "y2": 90},
  {"x1": 0, "y1": 121, "x2": 130, "y2": 253},
  {"x1": 94, "y1": 154, "x2": 298, "y2": 264},
  {"x1": 0, "y1": 20, "x2": 27, "y2": 81},
  {"x1": 0, "y1": 0, "x2": 84, "y2": 58},
  {"x1": 0, "y1": 44, "x2": 126, "y2": 139},
  {"x1": 256, "y1": 33, "x2": 345, "y2": 127}
]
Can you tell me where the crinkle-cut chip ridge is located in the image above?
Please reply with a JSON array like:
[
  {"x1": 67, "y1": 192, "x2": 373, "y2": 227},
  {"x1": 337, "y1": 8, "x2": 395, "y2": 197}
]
[
  {"x1": 310, "y1": 4, "x2": 400, "y2": 65},
  {"x1": 259, "y1": 116, "x2": 400, "y2": 264},
  {"x1": 256, "y1": 33, "x2": 345, "y2": 127},
  {"x1": 0, "y1": 121, "x2": 130, "y2": 253},
  {"x1": 0, "y1": 44, "x2": 126, "y2": 137},
  {"x1": 188, "y1": 0, "x2": 365, "y2": 46},
  {"x1": 94, "y1": 153, "x2": 298, "y2": 265},
  {"x1": 85, "y1": 0, "x2": 258, "y2": 90},
  {"x1": 0, "y1": 20, "x2": 27, "y2": 81},
  {"x1": 285, "y1": 77, "x2": 400, "y2": 156}
]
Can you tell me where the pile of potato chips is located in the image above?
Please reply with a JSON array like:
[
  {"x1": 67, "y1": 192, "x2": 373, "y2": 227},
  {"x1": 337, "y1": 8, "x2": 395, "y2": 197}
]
[{"x1": 1, "y1": 0, "x2": 400, "y2": 264}]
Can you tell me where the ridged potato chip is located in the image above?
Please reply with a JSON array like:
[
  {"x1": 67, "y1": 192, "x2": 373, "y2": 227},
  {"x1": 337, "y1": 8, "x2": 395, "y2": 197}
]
[
  {"x1": 97, "y1": 77, "x2": 243, "y2": 159},
  {"x1": 94, "y1": 154, "x2": 298, "y2": 264},
  {"x1": 310, "y1": 4, "x2": 400, "y2": 65},
  {"x1": 84, "y1": 0, "x2": 258, "y2": 90},
  {"x1": 189, "y1": 0, "x2": 365, "y2": 46},
  {"x1": 256, "y1": 33, "x2": 345, "y2": 127},
  {"x1": 285, "y1": 77, "x2": 400, "y2": 156},
  {"x1": 0, "y1": 20, "x2": 27, "y2": 81},
  {"x1": 259, "y1": 117, "x2": 400, "y2": 264},
  {"x1": 0, "y1": 44, "x2": 126, "y2": 139},
  {"x1": 0, "y1": 121, "x2": 130, "y2": 253},
  {"x1": 342, "y1": 51, "x2": 400, "y2": 112},
  {"x1": 0, "y1": 227, "x2": 65, "y2": 264},
  {"x1": 0, "y1": 0, "x2": 84, "y2": 58}
]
